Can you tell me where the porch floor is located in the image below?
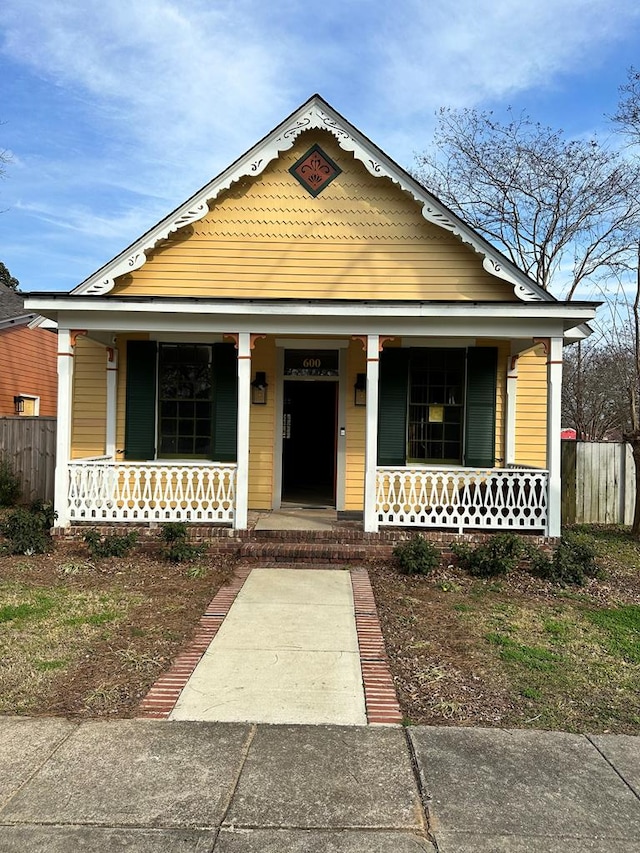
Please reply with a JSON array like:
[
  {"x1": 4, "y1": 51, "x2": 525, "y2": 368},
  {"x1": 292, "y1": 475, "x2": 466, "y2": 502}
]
[{"x1": 251, "y1": 507, "x2": 339, "y2": 531}]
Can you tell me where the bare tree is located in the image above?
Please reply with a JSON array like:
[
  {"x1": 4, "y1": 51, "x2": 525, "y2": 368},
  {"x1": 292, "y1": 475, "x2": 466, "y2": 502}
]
[
  {"x1": 562, "y1": 338, "x2": 633, "y2": 440},
  {"x1": 414, "y1": 108, "x2": 640, "y2": 298},
  {"x1": 612, "y1": 67, "x2": 640, "y2": 145},
  {"x1": 617, "y1": 248, "x2": 640, "y2": 534}
]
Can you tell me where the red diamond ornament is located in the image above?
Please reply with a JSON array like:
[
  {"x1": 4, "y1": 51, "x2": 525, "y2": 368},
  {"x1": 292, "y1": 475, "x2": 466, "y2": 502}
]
[{"x1": 290, "y1": 144, "x2": 341, "y2": 196}]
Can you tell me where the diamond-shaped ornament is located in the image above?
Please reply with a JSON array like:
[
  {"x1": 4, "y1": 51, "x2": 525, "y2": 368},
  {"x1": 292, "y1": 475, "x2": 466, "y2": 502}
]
[{"x1": 289, "y1": 144, "x2": 341, "y2": 196}]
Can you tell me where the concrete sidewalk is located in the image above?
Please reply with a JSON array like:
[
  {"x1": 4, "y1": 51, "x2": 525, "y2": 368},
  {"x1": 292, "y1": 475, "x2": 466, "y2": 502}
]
[{"x1": 1, "y1": 718, "x2": 639, "y2": 851}]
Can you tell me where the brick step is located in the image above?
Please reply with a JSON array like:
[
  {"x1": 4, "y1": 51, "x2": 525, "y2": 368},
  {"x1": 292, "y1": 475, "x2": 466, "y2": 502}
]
[{"x1": 235, "y1": 542, "x2": 395, "y2": 562}]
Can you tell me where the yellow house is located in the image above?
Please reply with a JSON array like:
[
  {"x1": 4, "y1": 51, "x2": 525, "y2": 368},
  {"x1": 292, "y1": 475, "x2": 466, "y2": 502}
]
[{"x1": 27, "y1": 95, "x2": 598, "y2": 537}]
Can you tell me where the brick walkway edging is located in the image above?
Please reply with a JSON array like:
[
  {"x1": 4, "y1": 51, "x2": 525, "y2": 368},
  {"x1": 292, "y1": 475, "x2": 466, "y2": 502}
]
[
  {"x1": 350, "y1": 569, "x2": 403, "y2": 725},
  {"x1": 138, "y1": 564, "x2": 402, "y2": 725}
]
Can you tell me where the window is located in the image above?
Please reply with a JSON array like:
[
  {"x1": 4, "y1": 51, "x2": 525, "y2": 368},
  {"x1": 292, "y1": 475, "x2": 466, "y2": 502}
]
[
  {"x1": 158, "y1": 344, "x2": 213, "y2": 457},
  {"x1": 16, "y1": 394, "x2": 40, "y2": 416},
  {"x1": 378, "y1": 346, "x2": 497, "y2": 468},
  {"x1": 124, "y1": 340, "x2": 237, "y2": 462},
  {"x1": 407, "y1": 349, "x2": 465, "y2": 463}
]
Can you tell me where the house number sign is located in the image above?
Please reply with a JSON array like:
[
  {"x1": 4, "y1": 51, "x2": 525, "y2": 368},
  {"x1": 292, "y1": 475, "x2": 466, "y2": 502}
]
[{"x1": 284, "y1": 349, "x2": 339, "y2": 376}]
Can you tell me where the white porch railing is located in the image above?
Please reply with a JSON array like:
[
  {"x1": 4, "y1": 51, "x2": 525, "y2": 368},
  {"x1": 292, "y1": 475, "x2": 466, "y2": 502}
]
[
  {"x1": 68, "y1": 459, "x2": 236, "y2": 524},
  {"x1": 376, "y1": 467, "x2": 548, "y2": 533}
]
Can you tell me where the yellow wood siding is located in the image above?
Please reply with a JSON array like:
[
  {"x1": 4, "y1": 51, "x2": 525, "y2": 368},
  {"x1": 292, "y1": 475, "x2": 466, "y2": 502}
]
[
  {"x1": 71, "y1": 336, "x2": 107, "y2": 458},
  {"x1": 515, "y1": 345, "x2": 547, "y2": 468},
  {"x1": 248, "y1": 337, "x2": 276, "y2": 509},
  {"x1": 113, "y1": 131, "x2": 516, "y2": 303},
  {"x1": 345, "y1": 339, "x2": 366, "y2": 511}
]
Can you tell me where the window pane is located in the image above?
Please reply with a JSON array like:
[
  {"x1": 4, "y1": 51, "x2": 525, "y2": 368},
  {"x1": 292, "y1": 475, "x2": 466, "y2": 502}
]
[
  {"x1": 161, "y1": 401, "x2": 177, "y2": 418},
  {"x1": 160, "y1": 436, "x2": 177, "y2": 454}
]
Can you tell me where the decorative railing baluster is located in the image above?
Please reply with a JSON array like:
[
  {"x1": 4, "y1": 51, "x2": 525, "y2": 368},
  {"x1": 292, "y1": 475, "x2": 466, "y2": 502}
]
[
  {"x1": 375, "y1": 467, "x2": 548, "y2": 532},
  {"x1": 67, "y1": 460, "x2": 237, "y2": 524}
]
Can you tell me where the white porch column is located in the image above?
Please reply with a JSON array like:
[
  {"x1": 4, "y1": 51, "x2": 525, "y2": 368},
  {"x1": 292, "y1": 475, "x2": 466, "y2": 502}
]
[
  {"x1": 106, "y1": 346, "x2": 118, "y2": 458},
  {"x1": 547, "y1": 337, "x2": 563, "y2": 537},
  {"x1": 235, "y1": 332, "x2": 251, "y2": 530},
  {"x1": 54, "y1": 329, "x2": 74, "y2": 528},
  {"x1": 364, "y1": 334, "x2": 380, "y2": 533},
  {"x1": 505, "y1": 353, "x2": 519, "y2": 466}
]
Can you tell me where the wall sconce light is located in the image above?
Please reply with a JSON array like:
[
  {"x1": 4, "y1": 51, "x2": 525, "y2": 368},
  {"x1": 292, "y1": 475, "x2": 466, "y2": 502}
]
[
  {"x1": 354, "y1": 373, "x2": 366, "y2": 407},
  {"x1": 13, "y1": 395, "x2": 25, "y2": 414},
  {"x1": 251, "y1": 371, "x2": 268, "y2": 405}
]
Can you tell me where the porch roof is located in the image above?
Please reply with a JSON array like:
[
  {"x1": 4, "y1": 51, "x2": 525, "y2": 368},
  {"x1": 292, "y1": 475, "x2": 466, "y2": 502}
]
[{"x1": 24, "y1": 293, "x2": 600, "y2": 341}]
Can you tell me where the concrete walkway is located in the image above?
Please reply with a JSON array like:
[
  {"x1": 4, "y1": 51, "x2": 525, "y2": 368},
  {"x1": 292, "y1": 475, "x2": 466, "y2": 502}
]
[
  {"x1": 1, "y1": 718, "x2": 639, "y2": 852},
  {"x1": 170, "y1": 568, "x2": 367, "y2": 725}
]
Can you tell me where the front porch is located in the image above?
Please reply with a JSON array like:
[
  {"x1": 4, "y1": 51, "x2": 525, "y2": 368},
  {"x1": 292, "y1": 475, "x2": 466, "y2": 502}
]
[{"x1": 35, "y1": 303, "x2": 590, "y2": 541}]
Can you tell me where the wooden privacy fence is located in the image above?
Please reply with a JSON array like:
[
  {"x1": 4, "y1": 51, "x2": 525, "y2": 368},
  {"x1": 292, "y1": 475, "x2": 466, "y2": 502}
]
[
  {"x1": 562, "y1": 440, "x2": 635, "y2": 525},
  {"x1": 0, "y1": 417, "x2": 56, "y2": 504}
]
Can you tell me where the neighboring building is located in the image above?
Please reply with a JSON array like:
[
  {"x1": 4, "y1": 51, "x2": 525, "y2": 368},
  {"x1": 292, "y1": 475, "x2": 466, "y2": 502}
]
[
  {"x1": 0, "y1": 283, "x2": 57, "y2": 417},
  {"x1": 561, "y1": 429, "x2": 577, "y2": 440},
  {"x1": 26, "y1": 95, "x2": 598, "y2": 537}
]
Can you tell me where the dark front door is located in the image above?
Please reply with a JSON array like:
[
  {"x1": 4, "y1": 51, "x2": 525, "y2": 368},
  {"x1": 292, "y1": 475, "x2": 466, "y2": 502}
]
[{"x1": 282, "y1": 380, "x2": 337, "y2": 506}]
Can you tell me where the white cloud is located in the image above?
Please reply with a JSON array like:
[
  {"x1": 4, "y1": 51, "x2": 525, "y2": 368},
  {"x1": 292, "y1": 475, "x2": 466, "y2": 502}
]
[
  {"x1": 15, "y1": 198, "x2": 158, "y2": 241},
  {"x1": 0, "y1": 1, "x2": 295, "y2": 169},
  {"x1": 373, "y1": 0, "x2": 640, "y2": 114}
]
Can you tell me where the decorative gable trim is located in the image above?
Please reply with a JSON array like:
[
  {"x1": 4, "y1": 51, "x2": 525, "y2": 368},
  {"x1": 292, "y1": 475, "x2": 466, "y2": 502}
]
[{"x1": 73, "y1": 96, "x2": 550, "y2": 303}]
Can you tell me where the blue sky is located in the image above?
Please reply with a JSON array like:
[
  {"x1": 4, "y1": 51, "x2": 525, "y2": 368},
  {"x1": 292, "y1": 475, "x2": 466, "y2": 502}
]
[{"x1": 1, "y1": 0, "x2": 640, "y2": 295}]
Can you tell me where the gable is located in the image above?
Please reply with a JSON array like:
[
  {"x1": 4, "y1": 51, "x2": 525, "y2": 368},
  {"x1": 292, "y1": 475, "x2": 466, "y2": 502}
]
[{"x1": 112, "y1": 130, "x2": 517, "y2": 303}]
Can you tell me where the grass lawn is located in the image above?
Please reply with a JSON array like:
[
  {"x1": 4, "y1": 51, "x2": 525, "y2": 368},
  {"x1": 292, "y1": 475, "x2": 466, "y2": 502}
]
[
  {"x1": 0, "y1": 524, "x2": 638, "y2": 732},
  {"x1": 0, "y1": 543, "x2": 234, "y2": 717},
  {"x1": 368, "y1": 526, "x2": 640, "y2": 733}
]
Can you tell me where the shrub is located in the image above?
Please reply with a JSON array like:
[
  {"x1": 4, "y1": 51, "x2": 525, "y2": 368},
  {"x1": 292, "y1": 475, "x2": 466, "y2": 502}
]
[
  {"x1": 451, "y1": 533, "x2": 525, "y2": 578},
  {"x1": 0, "y1": 507, "x2": 51, "y2": 554},
  {"x1": 0, "y1": 457, "x2": 21, "y2": 507},
  {"x1": 393, "y1": 534, "x2": 440, "y2": 575},
  {"x1": 84, "y1": 529, "x2": 138, "y2": 559},
  {"x1": 159, "y1": 522, "x2": 207, "y2": 563},
  {"x1": 29, "y1": 499, "x2": 56, "y2": 530},
  {"x1": 530, "y1": 531, "x2": 603, "y2": 586}
]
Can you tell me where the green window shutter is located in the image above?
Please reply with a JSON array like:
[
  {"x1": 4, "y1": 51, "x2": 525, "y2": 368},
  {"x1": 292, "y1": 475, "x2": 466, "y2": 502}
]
[
  {"x1": 124, "y1": 340, "x2": 157, "y2": 460},
  {"x1": 212, "y1": 343, "x2": 238, "y2": 462},
  {"x1": 378, "y1": 348, "x2": 409, "y2": 466},
  {"x1": 464, "y1": 346, "x2": 497, "y2": 467}
]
